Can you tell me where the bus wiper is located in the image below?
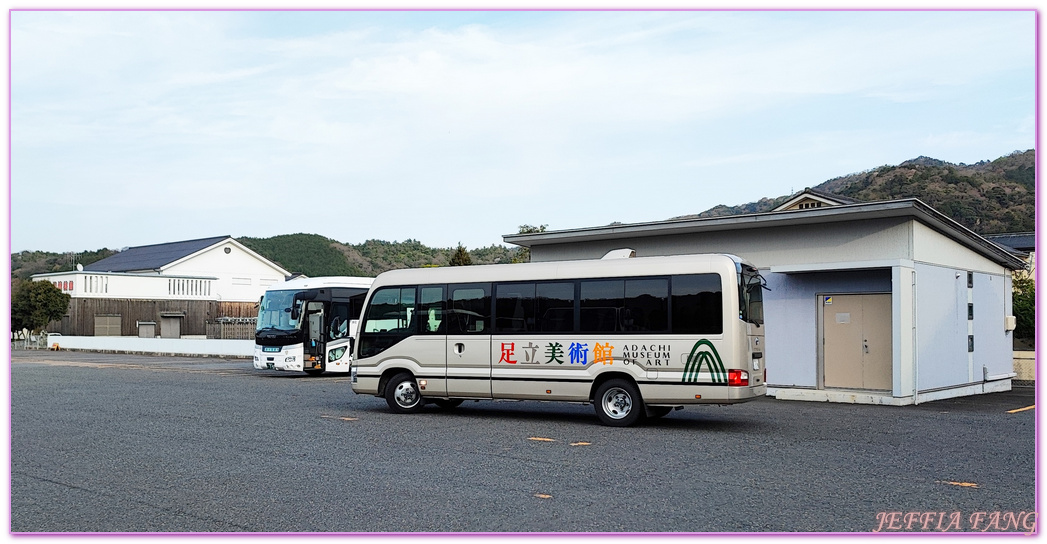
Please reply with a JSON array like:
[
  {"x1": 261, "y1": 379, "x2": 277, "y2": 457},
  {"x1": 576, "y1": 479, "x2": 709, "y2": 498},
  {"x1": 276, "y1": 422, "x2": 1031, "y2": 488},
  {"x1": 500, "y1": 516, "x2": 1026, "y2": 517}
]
[
  {"x1": 257, "y1": 327, "x2": 293, "y2": 335},
  {"x1": 747, "y1": 276, "x2": 770, "y2": 292}
]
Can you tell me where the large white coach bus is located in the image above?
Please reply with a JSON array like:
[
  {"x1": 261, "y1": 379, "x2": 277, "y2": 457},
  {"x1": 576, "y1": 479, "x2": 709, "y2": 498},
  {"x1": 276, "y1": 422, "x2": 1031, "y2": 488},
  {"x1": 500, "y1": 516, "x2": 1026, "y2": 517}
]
[
  {"x1": 253, "y1": 276, "x2": 373, "y2": 375},
  {"x1": 350, "y1": 253, "x2": 766, "y2": 426}
]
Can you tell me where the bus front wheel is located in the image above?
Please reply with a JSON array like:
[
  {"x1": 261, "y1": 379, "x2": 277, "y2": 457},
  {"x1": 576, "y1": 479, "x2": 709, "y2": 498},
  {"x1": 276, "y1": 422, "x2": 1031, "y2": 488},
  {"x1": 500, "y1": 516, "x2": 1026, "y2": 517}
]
[
  {"x1": 385, "y1": 373, "x2": 424, "y2": 413},
  {"x1": 594, "y1": 379, "x2": 644, "y2": 427}
]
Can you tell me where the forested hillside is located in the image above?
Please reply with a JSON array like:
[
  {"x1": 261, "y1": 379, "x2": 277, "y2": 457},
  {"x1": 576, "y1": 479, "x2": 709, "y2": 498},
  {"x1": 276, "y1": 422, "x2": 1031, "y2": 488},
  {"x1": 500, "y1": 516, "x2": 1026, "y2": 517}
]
[
  {"x1": 10, "y1": 235, "x2": 520, "y2": 281},
  {"x1": 238, "y1": 234, "x2": 366, "y2": 277},
  {"x1": 238, "y1": 235, "x2": 520, "y2": 277},
  {"x1": 677, "y1": 149, "x2": 1035, "y2": 234},
  {"x1": 12, "y1": 151, "x2": 1034, "y2": 280},
  {"x1": 823, "y1": 150, "x2": 1034, "y2": 233},
  {"x1": 11, "y1": 248, "x2": 117, "y2": 281},
  {"x1": 331, "y1": 239, "x2": 518, "y2": 277}
]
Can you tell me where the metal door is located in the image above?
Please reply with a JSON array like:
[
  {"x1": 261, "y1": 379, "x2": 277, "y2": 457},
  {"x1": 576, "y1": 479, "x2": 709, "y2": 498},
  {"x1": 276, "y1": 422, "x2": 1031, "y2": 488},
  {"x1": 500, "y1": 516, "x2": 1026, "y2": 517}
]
[
  {"x1": 161, "y1": 316, "x2": 181, "y2": 339},
  {"x1": 822, "y1": 294, "x2": 892, "y2": 390}
]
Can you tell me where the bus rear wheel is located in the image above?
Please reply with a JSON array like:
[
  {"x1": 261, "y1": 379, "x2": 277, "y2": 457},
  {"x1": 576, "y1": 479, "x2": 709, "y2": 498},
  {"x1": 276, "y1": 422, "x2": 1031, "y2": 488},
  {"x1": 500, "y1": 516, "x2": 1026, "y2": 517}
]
[
  {"x1": 385, "y1": 373, "x2": 424, "y2": 413},
  {"x1": 594, "y1": 379, "x2": 644, "y2": 427}
]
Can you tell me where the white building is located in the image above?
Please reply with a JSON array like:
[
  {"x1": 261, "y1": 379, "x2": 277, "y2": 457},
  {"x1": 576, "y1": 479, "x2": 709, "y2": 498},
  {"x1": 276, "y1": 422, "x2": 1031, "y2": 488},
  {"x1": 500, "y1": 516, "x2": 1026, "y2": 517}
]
[
  {"x1": 504, "y1": 196, "x2": 1025, "y2": 405},
  {"x1": 33, "y1": 236, "x2": 290, "y2": 338}
]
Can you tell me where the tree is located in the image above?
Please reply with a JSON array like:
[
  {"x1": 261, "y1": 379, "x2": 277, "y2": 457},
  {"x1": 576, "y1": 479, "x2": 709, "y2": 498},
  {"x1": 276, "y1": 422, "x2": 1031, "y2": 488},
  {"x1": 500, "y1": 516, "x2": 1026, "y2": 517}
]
[
  {"x1": 449, "y1": 243, "x2": 472, "y2": 266},
  {"x1": 11, "y1": 280, "x2": 70, "y2": 336},
  {"x1": 510, "y1": 224, "x2": 547, "y2": 263},
  {"x1": 1013, "y1": 274, "x2": 1035, "y2": 341}
]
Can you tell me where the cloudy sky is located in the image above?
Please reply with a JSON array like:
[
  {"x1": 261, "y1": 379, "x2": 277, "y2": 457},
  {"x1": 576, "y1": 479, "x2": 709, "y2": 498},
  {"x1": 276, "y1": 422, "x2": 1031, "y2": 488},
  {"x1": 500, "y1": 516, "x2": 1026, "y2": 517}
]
[{"x1": 9, "y1": 8, "x2": 1035, "y2": 253}]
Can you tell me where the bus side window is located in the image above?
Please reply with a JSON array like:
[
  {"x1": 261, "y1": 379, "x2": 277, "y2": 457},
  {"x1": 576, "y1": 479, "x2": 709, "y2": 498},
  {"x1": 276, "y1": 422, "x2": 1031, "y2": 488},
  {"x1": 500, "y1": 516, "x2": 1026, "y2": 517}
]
[
  {"x1": 671, "y1": 274, "x2": 723, "y2": 334},
  {"x1": 420, "y1": 286, "x2": 445, "y2": 334},
  {"x1": 358, "y1": 286, "x2": 417, "y2": 359},
  {"x1": 449, "y1": 284, "x2": 491, "y2": 335},
  {"x1": 537, "y1": 282, "x2": 574, "y2": 332},
  {"x1": 580, "y1": 279, "x2": 624, "y2": 333},
  {"x1": 495, "y1": 282, "x2": 535, "y2": 333},
  {"x1": 625, "y1": 278, "x2": 669, "y2": 332}
]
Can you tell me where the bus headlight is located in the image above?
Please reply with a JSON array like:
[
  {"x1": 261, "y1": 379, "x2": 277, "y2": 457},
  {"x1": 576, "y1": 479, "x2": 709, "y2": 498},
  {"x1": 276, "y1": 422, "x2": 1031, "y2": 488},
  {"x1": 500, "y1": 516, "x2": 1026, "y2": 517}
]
[{"x1": 328, "y1": 347, "x2": 347, "y2": 362}]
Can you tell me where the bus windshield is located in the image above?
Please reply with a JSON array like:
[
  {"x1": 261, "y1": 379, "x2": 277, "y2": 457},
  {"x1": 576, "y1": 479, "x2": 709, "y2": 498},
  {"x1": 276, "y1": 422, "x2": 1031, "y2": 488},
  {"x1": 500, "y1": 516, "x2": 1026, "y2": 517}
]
[
  {"x1": 256, "y1": 289, "x2": 304, "y2": 333},
  {"x1": 739, "y1": 265, "x2": 766, "y2": 325}
]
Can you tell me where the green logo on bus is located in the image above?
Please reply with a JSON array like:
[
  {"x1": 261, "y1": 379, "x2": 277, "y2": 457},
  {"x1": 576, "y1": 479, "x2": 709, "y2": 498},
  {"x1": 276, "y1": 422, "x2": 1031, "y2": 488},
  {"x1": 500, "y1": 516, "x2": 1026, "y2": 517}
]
[{"x1": 682, "y1": 339, "x2": 726, "y2": 384}]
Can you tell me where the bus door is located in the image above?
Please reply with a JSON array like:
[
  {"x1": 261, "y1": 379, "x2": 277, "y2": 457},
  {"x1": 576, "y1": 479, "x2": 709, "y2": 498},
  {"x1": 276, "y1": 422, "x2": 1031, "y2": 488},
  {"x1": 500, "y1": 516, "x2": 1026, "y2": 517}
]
[
  {"x1": 416, "y1": 286, "x2": 448, "y2": 396},
  {"x1": 324, "y1": 299, "x2": 353, "y2": 372},
  {"x1": 446, "y1": 284, "x2": 492, "y2": 398},
  {"x1": 304, "y1": 301, "x2": 325, "y2": 369}
]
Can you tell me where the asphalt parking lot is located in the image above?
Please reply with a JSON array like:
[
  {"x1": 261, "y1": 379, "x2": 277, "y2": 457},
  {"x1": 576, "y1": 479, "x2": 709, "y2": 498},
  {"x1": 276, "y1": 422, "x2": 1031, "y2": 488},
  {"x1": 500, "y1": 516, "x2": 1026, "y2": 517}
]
[{"x1": 9, "y1": 350, "x2": 1037, "y2": 534}]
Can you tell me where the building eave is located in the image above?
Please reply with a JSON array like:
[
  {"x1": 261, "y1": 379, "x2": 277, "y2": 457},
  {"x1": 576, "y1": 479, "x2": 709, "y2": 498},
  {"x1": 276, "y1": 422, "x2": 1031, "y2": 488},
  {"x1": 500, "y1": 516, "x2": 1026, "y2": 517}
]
[
  {"x1": 31, "y1": 271, "x2": 219, "y2": 280},
  {"x1": 503, "y1": 198, "x2": 1025, "y2": 270},
  {"x1": 159, "y1": 237, "x2": 291, "y2": 277}
]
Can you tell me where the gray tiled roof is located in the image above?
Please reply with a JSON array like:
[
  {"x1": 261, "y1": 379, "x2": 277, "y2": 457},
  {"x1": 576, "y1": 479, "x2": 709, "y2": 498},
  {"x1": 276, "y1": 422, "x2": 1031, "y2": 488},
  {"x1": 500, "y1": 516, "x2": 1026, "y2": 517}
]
[
  {"x1": 83, "y1": 236, "x2": 232, "y2": 272},
  {"x1": 983, "y1": 232, "x2": 1035, "y2": 253}
]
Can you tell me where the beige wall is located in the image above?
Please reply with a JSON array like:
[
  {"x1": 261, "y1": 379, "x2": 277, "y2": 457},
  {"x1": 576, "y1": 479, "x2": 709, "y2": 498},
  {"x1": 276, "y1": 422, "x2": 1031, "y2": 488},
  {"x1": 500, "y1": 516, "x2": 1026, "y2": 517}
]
[
  {"x1": 1014, "y1": 351, "x2": 1035, "y2": 381},
  {"x1": 531, "y1": 217, "x2": 914, "y2": 269},
  {"x1": 912, "y1": 222, "x2": 1009, "y2": 276}
]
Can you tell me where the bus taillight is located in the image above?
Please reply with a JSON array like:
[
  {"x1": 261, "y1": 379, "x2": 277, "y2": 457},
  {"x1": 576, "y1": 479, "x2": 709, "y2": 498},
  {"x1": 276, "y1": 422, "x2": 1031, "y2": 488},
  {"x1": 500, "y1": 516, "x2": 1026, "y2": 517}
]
[{"x1": 728, "y1": 369, "x2": 750, "y2": 387}]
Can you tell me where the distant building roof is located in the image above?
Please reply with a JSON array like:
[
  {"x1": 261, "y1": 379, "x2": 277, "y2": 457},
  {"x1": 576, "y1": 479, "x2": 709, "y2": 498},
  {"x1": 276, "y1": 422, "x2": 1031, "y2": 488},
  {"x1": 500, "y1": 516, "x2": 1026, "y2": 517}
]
[
  {"x1": 983, "y1": 232, "x2": 1035, "y2": 254},
  {"x1": 83, "y1": 235, "x2": 234, "y2": 272},
  {"x1": 772, "y1": 188, "x2": 860, "y2": 212}
]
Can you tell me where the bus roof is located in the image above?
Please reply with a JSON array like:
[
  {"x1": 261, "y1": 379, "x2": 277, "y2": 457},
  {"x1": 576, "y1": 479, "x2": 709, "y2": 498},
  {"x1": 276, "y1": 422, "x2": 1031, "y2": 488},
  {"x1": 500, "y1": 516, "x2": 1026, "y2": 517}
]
[
  {"x1": 371, "y1": 253, "x2": 747, "y2": 288},
  {"x1": 266, "y1": 276, "x2": 374, "y2": 291}
]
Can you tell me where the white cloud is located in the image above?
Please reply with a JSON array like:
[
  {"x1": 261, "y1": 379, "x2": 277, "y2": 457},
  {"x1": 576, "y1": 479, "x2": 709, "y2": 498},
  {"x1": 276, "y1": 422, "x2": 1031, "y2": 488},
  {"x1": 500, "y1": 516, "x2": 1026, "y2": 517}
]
[{"x1": 10, "y1": 10, "x2": 1035, "y2": 251}]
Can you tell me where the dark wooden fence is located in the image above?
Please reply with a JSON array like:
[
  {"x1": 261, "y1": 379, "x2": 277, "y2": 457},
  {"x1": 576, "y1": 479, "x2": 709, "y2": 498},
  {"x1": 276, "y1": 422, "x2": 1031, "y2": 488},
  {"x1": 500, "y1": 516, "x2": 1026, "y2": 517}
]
[{"x1": 46, "y1": 299, "x2": 258, "y2": 339}]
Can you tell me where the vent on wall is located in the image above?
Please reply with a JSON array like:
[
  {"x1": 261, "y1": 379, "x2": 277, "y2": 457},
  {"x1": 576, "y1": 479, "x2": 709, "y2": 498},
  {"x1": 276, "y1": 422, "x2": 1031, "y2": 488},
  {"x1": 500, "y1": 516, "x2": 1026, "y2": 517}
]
[{"x1": 601, "y1": 248, "x2": 636, "y2": 260}]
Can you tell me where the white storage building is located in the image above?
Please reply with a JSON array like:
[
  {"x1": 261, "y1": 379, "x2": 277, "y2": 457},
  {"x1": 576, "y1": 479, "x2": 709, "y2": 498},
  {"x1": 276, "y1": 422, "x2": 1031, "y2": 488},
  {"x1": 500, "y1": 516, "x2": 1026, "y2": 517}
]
[{"x1": 503, "y1": 197, "x2": 1025, "y2": 405}]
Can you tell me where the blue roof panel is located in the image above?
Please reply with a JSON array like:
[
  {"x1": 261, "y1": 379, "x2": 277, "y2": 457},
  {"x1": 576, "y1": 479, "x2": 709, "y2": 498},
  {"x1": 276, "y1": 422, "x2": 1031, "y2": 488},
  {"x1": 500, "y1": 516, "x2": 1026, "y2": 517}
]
[{"x1": 83, "y1": 236, "x2": 232, "y2": 272}]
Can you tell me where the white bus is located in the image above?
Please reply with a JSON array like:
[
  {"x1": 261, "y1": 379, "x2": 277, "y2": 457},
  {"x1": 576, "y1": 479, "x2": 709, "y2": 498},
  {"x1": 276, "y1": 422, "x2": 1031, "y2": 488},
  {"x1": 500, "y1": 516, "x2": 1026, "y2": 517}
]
[
  {"x1": 350, "y1": 253, "x2": 766, "y2": 426},
  {"x1": 253, "y1": 276, "x2": 374, "y2": 375}
]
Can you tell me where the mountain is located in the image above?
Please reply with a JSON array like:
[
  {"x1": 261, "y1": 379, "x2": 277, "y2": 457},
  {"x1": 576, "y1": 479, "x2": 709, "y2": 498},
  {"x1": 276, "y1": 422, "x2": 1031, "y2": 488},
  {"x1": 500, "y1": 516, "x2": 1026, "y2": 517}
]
[
  {"x1": 238, "y1": 234, "x2": 366, "y2": 278},
  {"x1": 329, "y1": 239, "x2": 519, "y2": 277},
  {"x1": 12, "y1": 150, "x2": 1034, "y2": 281},
  {"x1": 10, "y1": 248, "x2": 118, "y2": 282},
  {"x1": 674, "y1": 150, "x2": 1035, "y2": 234},
  {"x1": 237, "y1": 235, "x2": 520, "y2": 278},
  {"x1": 10, "y1": 235, "x2": 520, "y2": 282}
]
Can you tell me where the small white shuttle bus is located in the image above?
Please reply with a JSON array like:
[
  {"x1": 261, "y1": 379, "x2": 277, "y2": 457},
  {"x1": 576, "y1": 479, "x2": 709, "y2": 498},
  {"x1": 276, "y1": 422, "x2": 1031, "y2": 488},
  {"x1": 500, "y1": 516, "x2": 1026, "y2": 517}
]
[
  {"x1": 254, "y1": 276, "x2": 374, "y2": 375},
  {"x1": 350, "y1": 253, "x2": 766, "y2": 426}
]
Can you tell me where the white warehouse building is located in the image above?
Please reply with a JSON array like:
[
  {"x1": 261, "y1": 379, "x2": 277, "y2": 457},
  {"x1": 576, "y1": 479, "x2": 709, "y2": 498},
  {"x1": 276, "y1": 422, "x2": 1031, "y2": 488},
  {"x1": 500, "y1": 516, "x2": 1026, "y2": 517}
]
[
  {"x1": 32, "y1": 236, "x2": 290, "y2": 338},
  {"x1": 503, "y1": 195, "x2": 1025, "y2": 405}
]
